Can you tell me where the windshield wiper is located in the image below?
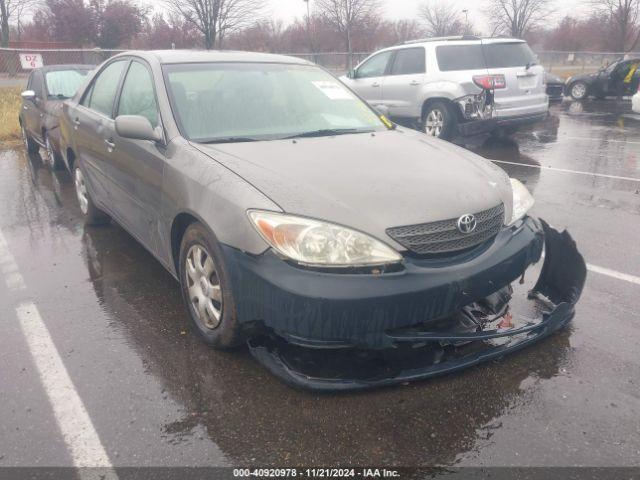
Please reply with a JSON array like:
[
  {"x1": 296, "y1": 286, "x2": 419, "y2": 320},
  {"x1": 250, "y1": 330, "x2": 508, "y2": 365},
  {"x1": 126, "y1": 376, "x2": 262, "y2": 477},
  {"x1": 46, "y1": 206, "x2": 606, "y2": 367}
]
[
  {"x1": 200, "y1": 137, "x2": 260, "y2": 144},
  {"x1": 284, "y1": 128, "x2": 373, "y2": 139}
]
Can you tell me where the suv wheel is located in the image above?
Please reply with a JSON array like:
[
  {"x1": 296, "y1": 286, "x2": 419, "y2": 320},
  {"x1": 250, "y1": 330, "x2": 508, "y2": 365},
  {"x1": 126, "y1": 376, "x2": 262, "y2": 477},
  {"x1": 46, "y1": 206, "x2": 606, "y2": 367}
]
[
  {"x1": 423, "y1": 101, "x2": 455, "y2": 140},
  {"x1": 74, "y1": 166, "x2": 110, "y2": 225},
  {"x1": 569, "y1": 81, "x2": 588, "y2": 100},
  {"x1": 179, "y1": 222, "x2": 242, "y2": 349},
  {"x1": 21, "y1": 124, "x2": 39, "y2": 154}
]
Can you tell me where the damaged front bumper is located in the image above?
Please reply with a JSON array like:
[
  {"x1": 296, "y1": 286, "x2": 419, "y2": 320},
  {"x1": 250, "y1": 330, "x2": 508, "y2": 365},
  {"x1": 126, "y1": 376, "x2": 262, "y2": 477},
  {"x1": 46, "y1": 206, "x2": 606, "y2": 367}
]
[{"x1": 224, "y1": 218, "x2": 586, "y2": 391}]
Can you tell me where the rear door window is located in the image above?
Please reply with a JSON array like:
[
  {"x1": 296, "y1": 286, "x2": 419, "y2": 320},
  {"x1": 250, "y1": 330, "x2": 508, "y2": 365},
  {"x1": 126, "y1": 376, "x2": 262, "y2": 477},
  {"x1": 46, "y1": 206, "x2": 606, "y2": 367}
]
[
  {"x1": 436, "y1": 45, "x2": 485, "y2": 71},
  {"x1": 88, "y1": 60, "x2": 127, "y2": 117},
  {"x1": 390, "y1": 48, "x2": 426, "y2": 75},
  {"x1": 356, "y1": 51, "x2": 393, "y2": 78},
  {"x1": 482, "y1": 42, "x2": 537, "y2": 68}
]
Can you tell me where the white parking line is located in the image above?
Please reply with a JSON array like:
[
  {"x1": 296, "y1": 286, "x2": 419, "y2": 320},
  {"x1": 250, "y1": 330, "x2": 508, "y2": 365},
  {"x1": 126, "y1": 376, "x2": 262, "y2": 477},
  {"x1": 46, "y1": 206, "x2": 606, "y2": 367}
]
[
  {"x1": 0, "y1": 230, "x2": 25, "y2": 291},
  {"x1": 587, "y1": 263, "x2": 640, "y2": 286},
  {"x1": 16, "y1": 303, "x2": 117, "y2": 471},
  {"x1": 491, "y1": 159, "x2": 640, "y2": 183}
]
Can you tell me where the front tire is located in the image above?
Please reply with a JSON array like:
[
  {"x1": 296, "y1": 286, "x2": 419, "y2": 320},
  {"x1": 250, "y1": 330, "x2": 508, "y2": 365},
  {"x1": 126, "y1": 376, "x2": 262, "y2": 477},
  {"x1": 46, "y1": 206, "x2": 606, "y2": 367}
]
[
  {"x1": 179, "y1": 222, "x2": 242, "y2": 349},
  {"x1": 73, "y1": 166, "x2": 110, "y2": 225},
  {"x1": 21, "y1": 124, "x2": 39, "y2": 154},
  {"x1": 569, "y1": 81, "x2": 588, "y2": 100},
  {"x1": 422, "y1": 101, "x2": 456, "y2": 140}
]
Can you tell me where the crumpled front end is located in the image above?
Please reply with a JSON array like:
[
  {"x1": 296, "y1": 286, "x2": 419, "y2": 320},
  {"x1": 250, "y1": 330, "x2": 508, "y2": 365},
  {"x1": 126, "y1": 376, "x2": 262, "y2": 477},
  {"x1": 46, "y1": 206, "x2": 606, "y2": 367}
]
[{"x1": 226, "y1": 219, "x2": 586, "y2": 391}]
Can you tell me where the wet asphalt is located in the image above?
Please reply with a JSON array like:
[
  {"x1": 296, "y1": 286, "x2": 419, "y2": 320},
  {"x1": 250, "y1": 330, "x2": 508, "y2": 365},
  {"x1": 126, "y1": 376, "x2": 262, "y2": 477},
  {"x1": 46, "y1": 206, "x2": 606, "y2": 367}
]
[{"x1": 1, "y1": 100, "x2": 639, "y2": 468}]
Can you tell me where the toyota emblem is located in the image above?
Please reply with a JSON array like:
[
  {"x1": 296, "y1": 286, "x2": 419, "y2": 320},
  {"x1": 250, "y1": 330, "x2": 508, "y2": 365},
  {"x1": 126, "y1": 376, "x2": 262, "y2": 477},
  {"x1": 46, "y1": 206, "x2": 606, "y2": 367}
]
[{"x1": 457, "y1": 214, "x2": 477, "y2": 234}]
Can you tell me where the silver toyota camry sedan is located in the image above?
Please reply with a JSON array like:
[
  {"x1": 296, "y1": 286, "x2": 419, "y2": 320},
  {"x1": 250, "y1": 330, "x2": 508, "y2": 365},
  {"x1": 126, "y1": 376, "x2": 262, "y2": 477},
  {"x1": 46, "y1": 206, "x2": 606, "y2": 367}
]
[{"x1": 58, "y1": 51, "x2": 586, "y2": 390}]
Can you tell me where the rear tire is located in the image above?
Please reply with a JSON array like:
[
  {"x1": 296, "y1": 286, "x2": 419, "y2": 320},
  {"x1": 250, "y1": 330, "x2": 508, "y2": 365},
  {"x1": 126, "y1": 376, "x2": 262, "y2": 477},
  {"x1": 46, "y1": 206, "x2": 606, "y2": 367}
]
[
  {"x1": 179, "y1": 222, "x2": 242, "y2": 349},
  {"x1": 569, "y1": 81, "x2": 588, "y2": 100},
  {"x1": 44, "y1": 132, "x2": 64, "y2": 170},
  {"x1": 21, "y1": 124, "x2": 39, "y2": 154},
  {"x1": 73, "y1": 166, "x2": 110, "y2": 225},
  {"x1": 422, "y1": 101, "x2": 456, "y2": 140}
]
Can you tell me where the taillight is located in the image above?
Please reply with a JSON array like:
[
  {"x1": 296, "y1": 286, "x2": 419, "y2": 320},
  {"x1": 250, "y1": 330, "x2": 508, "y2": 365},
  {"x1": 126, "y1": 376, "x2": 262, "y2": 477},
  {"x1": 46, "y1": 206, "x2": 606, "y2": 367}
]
[{"x1": 473, "y1": 74, "x2": 506, "y2": 90}]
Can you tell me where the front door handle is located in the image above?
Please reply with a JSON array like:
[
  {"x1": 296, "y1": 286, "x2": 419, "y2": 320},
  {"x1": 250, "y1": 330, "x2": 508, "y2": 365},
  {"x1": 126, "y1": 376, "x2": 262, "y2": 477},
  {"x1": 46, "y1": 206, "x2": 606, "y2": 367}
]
[
  {"x1": 73, "y1": 118, "x2": 81, "y2": 130},
  {"x1": 371, "y1": 82, "x2": 380, "y2": 87},
  {"x1": 409, "y1": 80, "x2": 421, "y2": 86},
  {"x1": 104, "y1": 139, "x2": 115, "y2": 152}
]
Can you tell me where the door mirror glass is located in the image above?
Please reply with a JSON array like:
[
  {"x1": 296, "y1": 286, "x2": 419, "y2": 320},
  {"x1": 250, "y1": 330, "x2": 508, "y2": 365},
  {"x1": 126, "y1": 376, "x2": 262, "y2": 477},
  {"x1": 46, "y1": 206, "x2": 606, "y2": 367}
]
[
  {"x1": 21, "y1": 90, "x2": 36, "y2": 101},
  {"x1": 375, "y1": 105, "x2": 390, "y2": 117},
  {"x1": 115, "y1": 115, "x2": 162, "y2": 142}
]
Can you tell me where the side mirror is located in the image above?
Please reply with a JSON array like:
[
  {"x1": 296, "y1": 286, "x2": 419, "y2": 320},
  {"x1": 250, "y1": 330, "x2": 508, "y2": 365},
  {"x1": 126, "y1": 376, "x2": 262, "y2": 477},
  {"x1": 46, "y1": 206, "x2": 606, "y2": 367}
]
[
  {"x1": 21, "y1": 90, "x2": 36, "y2": 101},
  {"x1": 115, "y1": 115, "x2": 162, "y2": 142},
  {"x1": 375, "y1": 104, "x2": 390, "y2": 117}
]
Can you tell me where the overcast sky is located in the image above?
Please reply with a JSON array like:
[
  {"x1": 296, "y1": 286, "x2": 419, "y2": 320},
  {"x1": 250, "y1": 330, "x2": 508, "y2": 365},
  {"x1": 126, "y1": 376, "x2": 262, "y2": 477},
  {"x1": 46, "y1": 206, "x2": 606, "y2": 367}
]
[{"x1": 265, "y1": 0, "x2": 588, "y2": 35}]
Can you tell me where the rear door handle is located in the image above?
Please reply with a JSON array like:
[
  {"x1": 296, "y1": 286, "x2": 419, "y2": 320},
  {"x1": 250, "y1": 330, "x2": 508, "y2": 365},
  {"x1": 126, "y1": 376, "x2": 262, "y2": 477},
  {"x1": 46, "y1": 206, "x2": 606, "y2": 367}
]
[
  {"x1": 409, "y1": 80, "x2": 421, "y2": 86},
  {"x1": 372, "y1": 82, "x2": 380, "y2": 87},
  {"x1": 73, "y1": 118, "x2": 81, "y2": 130},
  {"x1": 104, "y1": 139, "x2": 115, "y2": 152}
]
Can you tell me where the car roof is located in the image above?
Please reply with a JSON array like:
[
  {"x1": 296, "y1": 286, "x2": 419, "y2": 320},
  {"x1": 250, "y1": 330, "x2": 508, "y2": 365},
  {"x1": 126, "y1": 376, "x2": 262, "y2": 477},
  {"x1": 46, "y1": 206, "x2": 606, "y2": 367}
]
[
  {"x1": 113, "y1": 50, "x2": 314, "y2": 66},
  {"x1": 401, "y1": 36, "x2": 526, "y2": 47},
  {"x1": 37, "y1": 64, "x2": 94, "y2": 73}
]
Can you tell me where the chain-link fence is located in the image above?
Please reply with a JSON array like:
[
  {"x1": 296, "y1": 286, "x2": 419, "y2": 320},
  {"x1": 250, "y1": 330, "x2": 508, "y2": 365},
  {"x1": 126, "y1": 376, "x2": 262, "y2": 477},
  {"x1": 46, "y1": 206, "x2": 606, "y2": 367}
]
[
  {"x1": 0, "y1": 46, "x2": 632, "y2": 88},
  {"x1": 538, "y1": 51, "x2": 626, "y2": 78},
  {"x1": 0, "y1": 48, "x2": 373, "y2": 87}
]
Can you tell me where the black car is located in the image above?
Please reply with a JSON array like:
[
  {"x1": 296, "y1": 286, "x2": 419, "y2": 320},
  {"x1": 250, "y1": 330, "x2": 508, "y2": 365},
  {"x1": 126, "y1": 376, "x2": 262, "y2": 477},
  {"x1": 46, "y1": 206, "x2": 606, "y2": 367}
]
[
  {"x1": 19, "y1": 64, "x2": 93, "y2": 169},
  {"x1": 566, "y1": 57, "x2": 640, "y2": 100},
  {"x1": 546, "y1": 72, "x2": 565, "y2": 102}
]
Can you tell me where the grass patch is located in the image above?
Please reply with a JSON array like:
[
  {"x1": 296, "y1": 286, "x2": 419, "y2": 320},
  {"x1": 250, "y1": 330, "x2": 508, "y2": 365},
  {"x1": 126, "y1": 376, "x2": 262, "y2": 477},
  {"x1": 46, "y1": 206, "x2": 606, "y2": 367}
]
[{"x1": 0, "y1": 87, "x2": 23, "y2": 146}]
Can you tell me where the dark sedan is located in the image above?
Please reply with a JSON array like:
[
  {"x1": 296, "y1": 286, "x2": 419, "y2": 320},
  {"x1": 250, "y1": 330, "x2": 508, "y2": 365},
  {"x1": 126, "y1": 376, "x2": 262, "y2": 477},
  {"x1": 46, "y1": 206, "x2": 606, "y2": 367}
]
[
  {"x1": 57, "y1": 50, "x2": 586, "y2": 390},
  {"x1": 19, "y1": 64, "x2": 92, "y2": 169},
  {"x1": 566, "y1": 57, "x2": 640, "y2": 100},
  {"x1": 546, "y1": 72, "x2": 565, "y2": 102}
]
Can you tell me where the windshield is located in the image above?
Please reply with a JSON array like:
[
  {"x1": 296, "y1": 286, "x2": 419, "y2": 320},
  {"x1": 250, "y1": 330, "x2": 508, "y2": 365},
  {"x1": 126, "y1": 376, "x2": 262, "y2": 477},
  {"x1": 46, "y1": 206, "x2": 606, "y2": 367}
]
[
  {"x1": 436, "y1": 42, "x2": 537, "y2": 71},
  {"x1": 45, "y1": 69, "x2": 89, "y2": 99},
  {"x1": 163, "y1": 62, "x2": 387, "y2": 143}
]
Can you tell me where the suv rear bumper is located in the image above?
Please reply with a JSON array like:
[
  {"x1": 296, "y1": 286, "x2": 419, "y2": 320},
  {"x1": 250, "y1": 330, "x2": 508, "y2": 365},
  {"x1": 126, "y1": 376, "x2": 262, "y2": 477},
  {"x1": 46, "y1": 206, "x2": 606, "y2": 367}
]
[{"x1": 457, "y1": 111, "x2": 547, "y2": 136}]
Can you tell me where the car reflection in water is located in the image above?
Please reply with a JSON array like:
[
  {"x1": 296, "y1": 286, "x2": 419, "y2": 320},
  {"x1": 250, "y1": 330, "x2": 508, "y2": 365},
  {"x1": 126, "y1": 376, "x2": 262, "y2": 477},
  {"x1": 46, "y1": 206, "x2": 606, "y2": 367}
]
[{"x1": 78, "y1": 189, "x2": 570, "y2": 466}]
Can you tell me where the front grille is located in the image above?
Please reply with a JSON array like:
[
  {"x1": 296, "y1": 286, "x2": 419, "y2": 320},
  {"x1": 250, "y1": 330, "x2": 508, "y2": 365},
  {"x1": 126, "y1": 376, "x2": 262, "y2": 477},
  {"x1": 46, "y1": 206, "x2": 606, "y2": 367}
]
[{"x1": 386, "y1": 204, "x2": 505, "y2": 256}]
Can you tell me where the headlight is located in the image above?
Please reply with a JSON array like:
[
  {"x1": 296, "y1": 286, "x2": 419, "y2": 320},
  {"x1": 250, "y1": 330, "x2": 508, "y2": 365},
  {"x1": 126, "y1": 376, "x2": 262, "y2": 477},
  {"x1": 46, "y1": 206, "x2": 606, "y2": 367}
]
[
  {"x1": 248, "y1": 210, "x2": 402, "y2": 267},
  {"x1": 509, "y1": 178, "x2": 535, "y2": 224}
]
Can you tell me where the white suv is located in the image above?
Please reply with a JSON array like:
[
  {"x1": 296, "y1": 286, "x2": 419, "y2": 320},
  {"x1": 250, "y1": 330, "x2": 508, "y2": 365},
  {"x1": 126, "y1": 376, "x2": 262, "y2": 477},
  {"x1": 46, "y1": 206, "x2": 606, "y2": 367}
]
[{"x1": 341, "y1": 36, "x2": 549, "y2": 140}]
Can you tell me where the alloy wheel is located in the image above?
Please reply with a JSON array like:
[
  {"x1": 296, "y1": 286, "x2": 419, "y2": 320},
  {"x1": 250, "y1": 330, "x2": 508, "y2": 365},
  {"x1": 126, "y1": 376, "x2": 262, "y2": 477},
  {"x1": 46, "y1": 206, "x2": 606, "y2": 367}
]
[
  {"x1": 425, "y1": 109, "x2": 444, "y2": 137},
  {"x1": 21, "y1": 126, "x2": 29, "y2": 151},
  {"x1": 74, "y1": 168, "x2": 89, "y2": 215},
  {"x1": 185, "y1": 244, "x2": 223, "y2": 330},
  {"x1": 571, "y1": 83, "x2": 587, "y2": 100},
  {"x1": 45, "y1": 135, "x2": 55, "y2": 168}
]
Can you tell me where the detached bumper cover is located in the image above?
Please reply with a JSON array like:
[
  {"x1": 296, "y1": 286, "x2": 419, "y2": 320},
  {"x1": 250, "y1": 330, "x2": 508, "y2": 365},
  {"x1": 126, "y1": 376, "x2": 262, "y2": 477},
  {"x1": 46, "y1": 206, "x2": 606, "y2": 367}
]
[{"x1": 234, "y1": 219, "x2": 586, "y2": 391}]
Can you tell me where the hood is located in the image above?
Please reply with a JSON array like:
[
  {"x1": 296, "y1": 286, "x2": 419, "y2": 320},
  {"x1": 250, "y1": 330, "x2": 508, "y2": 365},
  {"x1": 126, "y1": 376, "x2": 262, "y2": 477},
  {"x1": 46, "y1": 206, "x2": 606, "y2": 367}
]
[
  {"x1": 568, "y1": 72, "x2": 597, "y2": 83},
  {"x1": 194, "y1": 129, "x2": 513, "y2": 249}
]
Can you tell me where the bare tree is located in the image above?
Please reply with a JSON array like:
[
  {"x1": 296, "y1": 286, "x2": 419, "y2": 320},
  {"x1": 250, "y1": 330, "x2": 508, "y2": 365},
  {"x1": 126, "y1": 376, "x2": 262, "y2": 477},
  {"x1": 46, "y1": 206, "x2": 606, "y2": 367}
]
[
  {"x1": 0, "y1": 0, "x2": 41, "y2": 46},
  {"x1": 419, "y1": 1, "x2": 465, "y2": 37},
  {"x1": 164, "y1": 0, "x2": 263, "y2": 49},
  {"x1": 486, "y1": 0, "x2": 551, "y2": 38},
  {"x1": 594, "y1": 0, "x2": 640, "y2": 51},
  {"x1": 315, "y1": 0, "x2": 381, "y2": 71}
]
